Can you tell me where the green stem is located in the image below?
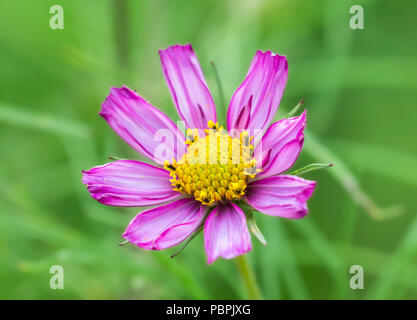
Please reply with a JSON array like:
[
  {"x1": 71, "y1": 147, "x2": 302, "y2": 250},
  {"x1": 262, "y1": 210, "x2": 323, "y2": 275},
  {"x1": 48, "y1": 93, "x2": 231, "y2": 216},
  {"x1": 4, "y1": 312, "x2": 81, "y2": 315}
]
[{"x1": 235, "y1": 254, "x2": 263, "y2": 300}]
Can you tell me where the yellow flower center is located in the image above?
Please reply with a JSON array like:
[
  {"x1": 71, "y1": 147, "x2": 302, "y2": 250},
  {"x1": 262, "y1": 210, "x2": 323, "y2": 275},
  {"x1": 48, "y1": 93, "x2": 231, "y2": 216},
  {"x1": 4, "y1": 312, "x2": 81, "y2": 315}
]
[{"x1": 164, "y1": 121, "x2": 258, "y2": 206}]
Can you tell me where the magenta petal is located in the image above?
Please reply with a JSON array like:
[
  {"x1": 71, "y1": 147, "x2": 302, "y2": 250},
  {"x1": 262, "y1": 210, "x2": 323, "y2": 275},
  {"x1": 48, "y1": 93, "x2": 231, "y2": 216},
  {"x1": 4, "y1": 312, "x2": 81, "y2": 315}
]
[
  {"x1": 255, "y1": 111, "x2": 306, "y2": 178},
  {"x1": 159, "y1": 44, "x2": 217, "y2": 130},
  {"x1": 245, "y1": 175, "x2": 316, "y2": 219},
  {"x1": 258, "y1": 138, "x2": 304, "y2": 178},
  {"x1": 204, "y1": 203, "x2": 251, "y2": 264},
  {"x1": 100, "y1": 86, "x2": 186, "y2": 165},
  {"x1": 123, "y1": 198, "x2": 206, "y2": 250},
  {"x1": 227, "y1": 50, "x2": 288, "y2": 144},
  {"x1": 82, "y1": 160, "x2": 181, "y2": 207}
]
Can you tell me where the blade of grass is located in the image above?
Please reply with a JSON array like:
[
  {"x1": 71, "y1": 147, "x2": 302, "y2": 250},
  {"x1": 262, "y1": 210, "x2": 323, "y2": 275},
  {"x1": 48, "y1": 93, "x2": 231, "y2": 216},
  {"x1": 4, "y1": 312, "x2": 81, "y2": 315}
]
[
  {"x1": 153, "y1": 251, "x2": 209, "y2": 299},
  {"x1": 328, "y1": 139, "x2": 417, "y2": 188},
  {"x1": 290, "y1": 219, "x2": 344, "y2": 298},
  {"x1": 366, "y1": 217, "x2": 417, "y2": 299},
  {"x1": 271, "y1": 219, "x2": 309, "y2": 299},
  {"x1": 303, "y1": 129, "x2": 402, "y2": 220},
  {"x1": 257, "y1": 216, "x2": 281, "y2": 299},
  {"x1": 257, "y1": 214, "x2": 309, "y2": 299},
  {"x1": 0, "y1": 102, "x2": 90, "y2": 139},
  {"x1": 288, "y1": 240, "x2": 417, "y2": 296},
  {"x1": 307, "y1": 1, "x2": 354, "y2": 134}
]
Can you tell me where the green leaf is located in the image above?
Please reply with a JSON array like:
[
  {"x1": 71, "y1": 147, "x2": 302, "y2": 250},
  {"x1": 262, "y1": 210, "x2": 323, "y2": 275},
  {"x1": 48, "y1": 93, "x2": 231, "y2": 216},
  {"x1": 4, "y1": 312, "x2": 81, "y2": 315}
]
[{"x1": 0, "y1": 102, "x2": 90, "y2": 139}]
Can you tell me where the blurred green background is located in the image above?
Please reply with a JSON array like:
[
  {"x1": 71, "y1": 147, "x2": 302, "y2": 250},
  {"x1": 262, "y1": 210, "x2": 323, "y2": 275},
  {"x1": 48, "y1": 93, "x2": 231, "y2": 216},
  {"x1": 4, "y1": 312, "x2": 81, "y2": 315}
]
[{"x1": 1, "y1": 0, "x2": 416, "y2": 299}]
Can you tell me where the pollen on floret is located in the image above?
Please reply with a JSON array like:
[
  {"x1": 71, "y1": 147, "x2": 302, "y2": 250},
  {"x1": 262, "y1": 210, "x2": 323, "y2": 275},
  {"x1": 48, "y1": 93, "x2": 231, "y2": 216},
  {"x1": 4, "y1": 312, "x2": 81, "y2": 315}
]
[{"x1": 164, "y1": 121, "x2": 260, "y2": 206}]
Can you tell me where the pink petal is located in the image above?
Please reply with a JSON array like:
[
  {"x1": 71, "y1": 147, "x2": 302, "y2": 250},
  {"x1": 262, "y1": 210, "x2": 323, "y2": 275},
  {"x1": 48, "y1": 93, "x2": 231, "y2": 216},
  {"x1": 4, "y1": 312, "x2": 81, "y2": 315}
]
[
  {"x1": 123, "y1": 198, "x2": 206, "y2": 250},
  {"x1": 204, "y1": 203, "x2": 251, "y2": 264},
  {"x1": 82, "y1": 160, "x2": 181, "y2": 207},
  {"x1": 227, "y1": 50, "x2": 288, "y2": 144},
  {"x1": 245, "y1": 175, "x2": 316, "y2": 219},
  {"x1": 255, "y1": 111, "x2": 306, "y2": 178},
  {"x1": 159, "y1": 44, "x2": 217, "y2": 131},
  {"x1": 100, "y1": 86, "x2": 186, "y2": 165}
]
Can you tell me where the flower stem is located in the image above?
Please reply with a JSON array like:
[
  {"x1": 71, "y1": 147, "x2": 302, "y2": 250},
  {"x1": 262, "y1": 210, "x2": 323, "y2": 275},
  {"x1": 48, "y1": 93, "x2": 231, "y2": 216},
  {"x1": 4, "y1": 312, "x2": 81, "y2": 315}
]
[{"x1": 235, "y1": 254, "x2": 263, "y2": 300}]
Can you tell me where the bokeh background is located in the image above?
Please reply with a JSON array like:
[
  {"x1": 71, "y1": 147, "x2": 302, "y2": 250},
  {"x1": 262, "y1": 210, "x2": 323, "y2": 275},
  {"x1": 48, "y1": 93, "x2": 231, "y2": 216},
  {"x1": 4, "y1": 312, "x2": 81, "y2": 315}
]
[{"x1": 1, "y1": 0, "x2": 416, "y2": 299}]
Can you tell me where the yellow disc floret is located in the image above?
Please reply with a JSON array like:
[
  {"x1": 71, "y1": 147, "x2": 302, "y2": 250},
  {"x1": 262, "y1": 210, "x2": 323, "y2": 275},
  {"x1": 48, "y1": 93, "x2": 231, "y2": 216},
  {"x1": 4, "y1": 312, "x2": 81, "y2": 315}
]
[{"x1": 164, "y1": 122, "x2": 258, "y2": 206}]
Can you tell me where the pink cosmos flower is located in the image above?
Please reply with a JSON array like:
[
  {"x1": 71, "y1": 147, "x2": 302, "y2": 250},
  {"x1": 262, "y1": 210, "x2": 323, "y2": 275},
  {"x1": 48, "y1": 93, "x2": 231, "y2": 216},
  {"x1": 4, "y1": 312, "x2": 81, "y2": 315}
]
[{"x1": 82, "y1": 44, "x2": 316, "y2": 264}]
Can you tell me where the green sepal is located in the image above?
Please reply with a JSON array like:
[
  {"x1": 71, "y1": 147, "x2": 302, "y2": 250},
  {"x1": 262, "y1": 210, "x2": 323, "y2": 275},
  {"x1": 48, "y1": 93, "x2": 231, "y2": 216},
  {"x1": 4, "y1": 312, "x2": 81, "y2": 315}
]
[
  {"x1": 286, "y1": 100, "x2": 304, "y2": 118},
  {"x1": 108, "y1": 155, "x2": 125, "y2": 161},
  {"x1": 289, "y1": 163, "x2": 333, "y2": 176},
  {"x1": 239, "y1": 202, "x2": 267, "y2": 246},
  {"x1": 170, "y1": 224, "x2": 204, "y2": 259},
  {"x1": 246, "y1": 210, "x2": 267, "y2": 246}
]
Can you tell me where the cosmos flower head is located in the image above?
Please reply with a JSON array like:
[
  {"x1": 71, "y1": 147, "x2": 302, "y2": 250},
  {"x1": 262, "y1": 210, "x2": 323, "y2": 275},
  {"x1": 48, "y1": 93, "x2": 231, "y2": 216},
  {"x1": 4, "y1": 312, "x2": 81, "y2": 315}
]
[{"x1": 82, "y1": 44, "x2": 316, "y2": 264}]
